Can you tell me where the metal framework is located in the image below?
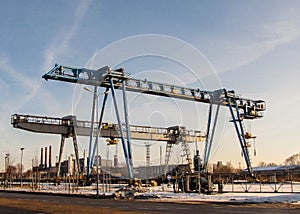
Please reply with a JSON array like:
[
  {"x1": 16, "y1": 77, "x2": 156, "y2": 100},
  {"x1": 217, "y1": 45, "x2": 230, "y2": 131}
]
[
  {"x1": 43, "y1": 65, "x2": 265, "y2": 113},
  {"x1": 11, "y1": 114, "x2": 205, "y2": 177},
  {"x1": 41, "y1": 64, "x2": 266, "y2": 178}
]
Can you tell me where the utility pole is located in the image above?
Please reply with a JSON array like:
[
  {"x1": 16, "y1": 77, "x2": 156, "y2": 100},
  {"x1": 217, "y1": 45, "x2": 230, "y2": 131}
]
[
  {"x1": 20, "y1": 148, "x2": 24, "y2": 187},
  {"x1": 5, "y1": 153, "x2": 10, "y2": 187}
]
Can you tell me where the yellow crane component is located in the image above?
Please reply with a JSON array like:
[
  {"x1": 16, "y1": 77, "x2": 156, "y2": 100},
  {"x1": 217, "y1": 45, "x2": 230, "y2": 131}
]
[
  {"x1": 244, "y1": 131, "x2": 257, "y2": 139},
  {"x1": 106, "y1": 138, "x2": 119, "y2": 145}
]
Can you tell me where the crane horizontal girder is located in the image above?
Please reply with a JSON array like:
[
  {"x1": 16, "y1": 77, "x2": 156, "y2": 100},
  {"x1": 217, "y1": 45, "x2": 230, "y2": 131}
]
[
  {"x1": 11, "y1": 114, "x2": 205, "y2": 143},
  {"x1": 42, "y1": 64, "x2": 266, "y2": 119}
]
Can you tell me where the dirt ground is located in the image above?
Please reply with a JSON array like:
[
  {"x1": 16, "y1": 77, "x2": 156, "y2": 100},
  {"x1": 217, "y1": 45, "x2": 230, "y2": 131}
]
[{"x1": 0, "y1": 197, "x2": 147, "y2": 214}]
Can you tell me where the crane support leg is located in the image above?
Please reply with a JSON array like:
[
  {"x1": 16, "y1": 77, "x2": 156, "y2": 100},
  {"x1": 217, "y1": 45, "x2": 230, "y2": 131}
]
[
  {"x1": 87, "y1": 86, "x2": 98, "y2": 176},
  {"x1": 91, "y1": 87, "x2": 109, "y2": 166},
  {"x1": 110, "y1": 78, "x2": 133, "y2": 179},
  {"x1": 72, "y1": 130, "x2": 81, "y2": 173},
  {"x1": 234, "y1": 100, "x2": 253, "y2": 176},
  {"x1": 122, "y1": 80, "x2": 133, "y2": 173},
  {"x1": 181, "y1": 139, "x2": 193, "y2": 172},
  {"x1": 57, "y1": 135, "x2": 66, "y2": 178},
  {"x1": 228, "y1": 98, "x2": 254, "y2": 177},
  {"x1": 203, "y1": 104, "x2": 220, "y2": 171},
  {"x1": 164, "y1": 142, "x2": 174, "y2": 175},
  {"x1": 203, "y1": 104, "x2": 212, "y2": 168}
]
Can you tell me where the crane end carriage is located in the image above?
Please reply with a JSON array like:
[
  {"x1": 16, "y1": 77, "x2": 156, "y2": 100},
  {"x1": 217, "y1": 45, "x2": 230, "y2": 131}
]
[{"x1": 222, "y1": 89, "x2": 266, "y2": 120}]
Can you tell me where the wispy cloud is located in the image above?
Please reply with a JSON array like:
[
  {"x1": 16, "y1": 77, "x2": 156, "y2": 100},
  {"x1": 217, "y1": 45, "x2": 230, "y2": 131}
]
[
  {"x1": 40, "y1": 1, "x2": 92, "y2": 115},
  {"x1": 42, "y1": 0, "x2": 91, "y2": 71},
  {"x1": 205, "y1": 21, "x2": 300, "y2": 73},
  {"x1": 0, "y1": 56, "x2": 40, "y2": 111},
  {"x1": 0, "y1": 55, "x2": 41, "y2": 145}
]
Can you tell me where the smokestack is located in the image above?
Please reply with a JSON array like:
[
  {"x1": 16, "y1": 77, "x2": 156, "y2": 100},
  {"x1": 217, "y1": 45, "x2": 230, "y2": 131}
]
[
  {"x1": 49, "y1": 145, "x2": 52, "y2": 168},
  {"x1": 114, "y1": 155, "x2": 118, "y2": 167},
  {"x1": 83, "y1": 150, "x2": 87, "y2": 173},
  {"x1": 45, "y1": 146, "x2": 47, "y2": 169},
  {"x1": 160, "y1": 146, "x2": 162, "y2": 166},
  {"x1": 41, "y1": 147, "x2": 43, "y2": 167}
]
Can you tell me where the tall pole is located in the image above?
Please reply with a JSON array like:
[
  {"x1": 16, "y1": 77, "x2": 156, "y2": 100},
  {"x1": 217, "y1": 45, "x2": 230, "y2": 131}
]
[
  {"x1": 96, "y1": 93, "x2": 99, "y2": 196},
  {"x1": 84, "y1": 86, "x2": 107, "y2": 194},
  {"x1": 5, "y1": 153, "x2": 9, "y2": 186},
  {"x1": 91, "y1": 88, "x2": 109, "y2": 166},
  {"x1": 20, "y1": 147, "x2": 24, "y2": 187}
]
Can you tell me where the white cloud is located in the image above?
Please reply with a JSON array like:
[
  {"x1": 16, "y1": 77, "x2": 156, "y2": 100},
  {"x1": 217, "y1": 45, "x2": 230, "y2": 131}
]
[
  {"x1": 204, "y1": 21, "x2": 300, "y2": 74},
  {"x1": 260, "y1": 21, "x2": 300, "y2": 47},
  {"x1": 0, "y1": 56, "x2": 40, "y2": 113},
  {"x1": 41, "y1": 0, "x2": 91, "y2": 71}
]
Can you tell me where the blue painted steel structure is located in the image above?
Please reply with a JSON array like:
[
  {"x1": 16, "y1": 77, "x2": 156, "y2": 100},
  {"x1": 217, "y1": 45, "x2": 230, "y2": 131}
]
[
  {"x1": 109, "y1": 78, "x2": 133, "y2": 178},
  {"x1": 122, "y1": 80, "x2": 134, "y2": 175},
  {"x1": 228, "y1": 98, "x2": 254, "y2": 177},
  {"x1": 203, "y1": 104, "x2": 220, "y2": 171},
  {"x1": 43, "y1": 64, "x2": 266, "y2": 178},
  {"x1": 87, "y1": 86, "x2": 98, "y2": 176}
]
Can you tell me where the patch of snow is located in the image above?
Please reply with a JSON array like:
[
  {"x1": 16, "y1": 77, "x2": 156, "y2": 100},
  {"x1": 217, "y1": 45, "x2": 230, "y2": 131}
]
[{"x1": 2, "y1": 182, "x2": 300, "y2": 204}]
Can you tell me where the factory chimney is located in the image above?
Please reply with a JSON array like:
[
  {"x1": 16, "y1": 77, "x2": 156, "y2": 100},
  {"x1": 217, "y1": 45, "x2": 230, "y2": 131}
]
[
  {"x1": 40, "y1": 147, "x2": 43, "y2": 168},
  {"x1": 44, "y1": 146, "x2": 47, "y2": 169},
  {"x1": 114, "y1": 155, "x2": 118, "y2": 167},
  {"x1": 49, "y1": 145, "x2": 52, "y2": 168}
]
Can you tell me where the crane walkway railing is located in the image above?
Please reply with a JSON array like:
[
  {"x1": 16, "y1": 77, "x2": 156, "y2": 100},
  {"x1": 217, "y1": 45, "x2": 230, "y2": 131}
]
[
  {"x1": 42, "y1": 64, "x2": 266, "y2": 118},
  {"x1": 11, "y1": 114, "x2": 205, "y2": 143}
]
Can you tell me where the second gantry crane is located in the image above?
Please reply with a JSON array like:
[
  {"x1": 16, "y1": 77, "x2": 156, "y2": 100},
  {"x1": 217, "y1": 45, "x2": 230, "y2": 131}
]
[{"x1": 11, "y1": 114, "x2": 204, "y2": 179}]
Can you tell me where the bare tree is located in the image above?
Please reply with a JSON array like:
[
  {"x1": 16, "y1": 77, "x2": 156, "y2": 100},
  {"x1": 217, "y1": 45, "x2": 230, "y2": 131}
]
[
  {"x1": 258, "y1": 161, "x2": 268, "y2": 167},
  {"x1": 214, "y1": 161, "x2": 235, "y2": 173},
  {"x1": 16, "y1": 163, "x2": 24, "y2": 178},
  {"x1": 284, "y1": 153, "x2": 300, "y2": 165}
]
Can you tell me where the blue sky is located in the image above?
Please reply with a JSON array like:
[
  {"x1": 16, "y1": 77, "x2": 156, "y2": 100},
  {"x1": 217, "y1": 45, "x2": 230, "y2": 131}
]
[{"x1": 1, "y1": 0, "x2": 300, "y2": 171}]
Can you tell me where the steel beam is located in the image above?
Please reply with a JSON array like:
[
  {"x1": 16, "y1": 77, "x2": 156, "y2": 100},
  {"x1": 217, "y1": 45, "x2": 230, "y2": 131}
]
[
  {"x1": 91, "y1": 87, "x2": 109, "y2": 167},
  {"x1": 122, "y1": 80, "x2": 133, "y2": 174},
  {"x1": 72, "y1": 130, "x2": 81, "y2": 173},
  {"x1": 228, "y1": 98, "x2": 253, "y2": 177},
  {"x1": 203, "y1": 104, "x2": 220, "y2": 170},
  {"x1": 42, "y1": 64, "x2": 266, "y2": 115},
  {"x1": 87, "y1": 86, "x2": 98, "y2": 176},
  {"x1": 57, "y1": 135, "x2": 66, "y2": 178},
  {"x1": 110, "y1": 79, "x2": 133, "y2": 179}
]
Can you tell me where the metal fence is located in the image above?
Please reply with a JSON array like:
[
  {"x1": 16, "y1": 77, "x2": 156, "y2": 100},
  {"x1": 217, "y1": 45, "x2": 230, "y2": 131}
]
[{"x1": 214, "y1": 172, "x2": 300, "y2": 193}]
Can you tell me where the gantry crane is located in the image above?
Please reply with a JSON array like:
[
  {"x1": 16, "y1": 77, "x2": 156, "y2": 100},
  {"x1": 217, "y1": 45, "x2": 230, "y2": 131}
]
[
  {"x1": 11, "y1": 114, "x2": 205, "y2": 178},
  {"x1": 42, "y1": 64, "x2": 266, "y2": 178}
]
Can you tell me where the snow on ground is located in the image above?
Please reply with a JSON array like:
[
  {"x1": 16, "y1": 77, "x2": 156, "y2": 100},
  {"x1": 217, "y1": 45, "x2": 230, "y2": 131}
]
[
  {"x1": 141, "y1": 184, "x2": 300, "y2": 204},
  {"x1": 143, "y1": 191, "x2": 300, "y2": 204},
  {"x1": 2, "y1": 182, "x2": 300, "y2": 204}
]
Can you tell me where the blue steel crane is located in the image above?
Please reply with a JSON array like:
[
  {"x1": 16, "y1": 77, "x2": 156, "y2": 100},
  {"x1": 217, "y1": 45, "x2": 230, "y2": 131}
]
[{"x1": 42, "y1": 64, "x2": 266, "y2": 178}]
